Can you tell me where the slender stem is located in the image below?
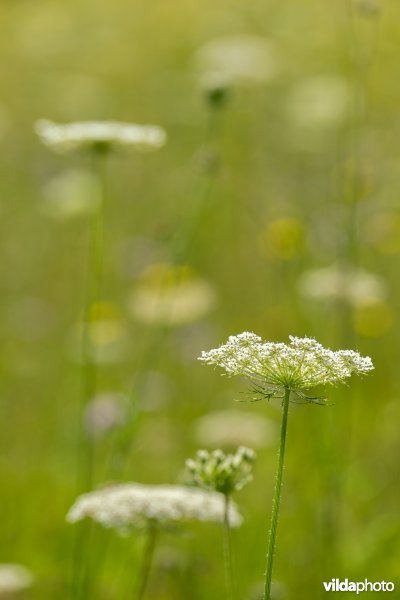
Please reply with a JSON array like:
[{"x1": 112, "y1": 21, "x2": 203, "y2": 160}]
[
  {"x1": 136, "y1": 525, "x2": 157, "y2": 600},
  {"x1": 71, "y1": 148, "x2": 108, "y2": 600},
  {"x1": 223, "y1": 494, "x2": 234, "y2": 600},
  {"x1": 264, "y1": 387, "x2": 290, "y2": 600},
  {"x1": 79, "y1": 147, "x2": 107, "y2": 491}
]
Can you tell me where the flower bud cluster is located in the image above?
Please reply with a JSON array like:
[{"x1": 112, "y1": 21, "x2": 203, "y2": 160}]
[{"x1": 186, "y1": 446, "x2": 256, "y2": 496}]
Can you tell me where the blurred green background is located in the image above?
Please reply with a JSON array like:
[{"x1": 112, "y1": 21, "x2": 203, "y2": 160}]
[{"x1": 0, "y1": 0, "x2": 399, "y2": 598}]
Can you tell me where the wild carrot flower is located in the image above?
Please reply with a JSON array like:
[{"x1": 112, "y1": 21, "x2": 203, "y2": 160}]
[
  {"x1": 0, "y1": 564, "x2": 33, "y2": 594},
  {"x1": 186, "y1": 447, "x2": 254, "y2": 600},
  {"x1": 199, "y1": 332, "x2": 374, "y2": 600},
  {"x1": 68, "y1": 482, "x2": 241, "y2": 599},
  {"x1": 34, "y1": 119, "x2": 166, "y2": 155},
  {"x1": 186, "y1": 447, "x2": 255, "y2": 496},
  {"x1": 199, "y1": 332, "x2": 373, "y2": 403},
  {"x1": 67, "y1": 482, "x2": 242, "y2": 532},
  {"x1": 298, "y1": 264, "x2": 387, "y2": 306}
]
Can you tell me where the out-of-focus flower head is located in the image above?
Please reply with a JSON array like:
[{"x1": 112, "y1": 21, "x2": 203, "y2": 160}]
[
  {"x1": 84, "y1": 392, "x2": 127, "y2": 439},
  {"x1": 194, "y1": 34, "x2": 279, "y2": 87},
  {"x1": 186, "y1": 446, "x2": 256, "y2": 496},
  {"x1": 298, "y1": 264, "x2": 387, "y2": 307},
  {"x1": 67, "y1": 482, "x2": 242, "y2": 533},
  {"x1": 284, "y1": 75, "x2": 350, "y2": 151},
  {"x1": 0, "y1": 564, "x2": 33, "y2": 595},
  {"x1": 193, "y1": 409, "x2": 276, "y2": 449},
  {"x1": 285, "y1": 75, "x2": 349, "y2": 129},
  {"x1": 129, "y1": 263, "x2": 216, "y2": 326},
  {"x1": 365, "y1": 211, "x2": 400, "y2": 255},
  {"x1": 259, "y1": 218, "x2": 306, "y2": 261},
  {"x1": 68, "y1": 302, "x2": 128, "y2": 365},
  {"x1": 35, "y1": 119, "x2": 167, "y2": 155}
]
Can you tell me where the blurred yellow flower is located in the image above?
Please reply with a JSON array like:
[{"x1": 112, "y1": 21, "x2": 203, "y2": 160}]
[
  {"x1": 68, "y1": 302, "x2": 128, "y2": 364},
  {"x1": 365, "y1": 211, "x2": 400, "y2": 255},
  {"x1": 129, "y1": 263, "x2": 216, "y2": 326},
  {"x1": 259, "y1": 218, "x2": 305, "y2": 261}
]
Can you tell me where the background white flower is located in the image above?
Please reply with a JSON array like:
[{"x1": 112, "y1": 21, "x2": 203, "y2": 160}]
[
  {"x1": 35, "y1": 119, "x2": 167, "y2": 154},
  {"x1": 67, "y1": 482, "x2": 243, "y2": 532}
]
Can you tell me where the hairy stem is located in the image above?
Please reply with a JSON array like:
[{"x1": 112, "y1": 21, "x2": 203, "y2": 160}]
[
  {"x1": 223, "y1": 494, "x2": 234, "y2": 600},
  {"x1": 264, "y1": 387, "x2": 290, "y2": 600}
]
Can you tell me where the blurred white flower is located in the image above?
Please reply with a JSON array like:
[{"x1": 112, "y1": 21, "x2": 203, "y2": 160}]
[
  {"x1": 284, "y1": 75, "x2": 351, "y2": 151},
  {"x1": 35, "y1": 119, "x2": 167, "y2": 155},
  {"x1": 298, "y1": 264, "x2": 387, "y2": 307},
  {"x1": 84, "y1": 392, "x2": 127, "y2": 439},
  {"x1": 0, "y1": 564, "x2": 33, "y2": 595},
  {"x1": 67, "y1": 482, "x2": 242, "y2": 532},
  {"x1": 39, "y1": 169, "x2": 100, "y2": 221},
  {"x1": 129, "y1": 263, "x2": 216, "y2": 326},
  {"x1": 194, "y1": 34, "x2": 279, "y2": 86},
  {"x1": 194, "y1": 409, "x2": 276, "y2": 449}
]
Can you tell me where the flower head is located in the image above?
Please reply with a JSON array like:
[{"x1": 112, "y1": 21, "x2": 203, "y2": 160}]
[
  {"x1": 186, "y1": 447, "x2": 255, "y2": 496},
  {"x1": 0, "y1": 564, "x2": 33, "y2": 594},
  {"x1": 35, "y1": 119, "x2": 166, "y2": 155},
  {"x1": 67, "y1": 482, "x2": 242, "y2": 533},
  {"x1": 298, "y1": 265, "x2": 387, "y2": 306},
  {"x1": 199, "y1": 332, "x2": 373, "y2": 401}
]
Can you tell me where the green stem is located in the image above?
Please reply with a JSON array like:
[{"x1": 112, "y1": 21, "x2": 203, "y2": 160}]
[
  {"x1": 79, "y1": 147, "x2": 107, "y2": 491},
  {"x1": 264, "y1": 387, "x2": 290, "y2": 600},
  {"x1": 137, "y1": 525, "x2": 157, "y2": 600},
  {"x1": 71, "y1": 148, "x2": 108, "y2": 600},
  {"x1": 223, "y1": 494, "x2": 234, "y2": 600}
]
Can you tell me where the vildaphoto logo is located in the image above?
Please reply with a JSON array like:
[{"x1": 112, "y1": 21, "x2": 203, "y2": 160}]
[{"x1": 323, "y1": 579, "x2": 395, "y2": 594}]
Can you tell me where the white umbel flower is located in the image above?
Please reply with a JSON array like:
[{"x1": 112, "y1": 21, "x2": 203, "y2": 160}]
[
  {"x1": 67, "y1": 482, "x2": 242, "y2": 532},
  {"x1": 199, "y1": 332, "x2": 373, "y2": 399},
  {"x1": 298, "y1": 265, "x2": 387, "y2": 306},
  {"x1": 0, "y1": 564, "x2": 33, "y2": 594},
  {"x1": 35, "y1": 119, "x2": 167, "y2": 155}
]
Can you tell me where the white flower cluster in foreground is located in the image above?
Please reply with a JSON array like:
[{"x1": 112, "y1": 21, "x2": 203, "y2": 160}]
[
  {"x1": 186, "y1": 447, "x2": 255, "y2": 496},
  {"x1": 35, "y1": 119, "x2": 167, "y2": 154},
  {"x1": 199, "y1": 333, "x2": 374, "y2": 394},
  {"x1": 67, "y1": 482, "x2": 242, "y2": 532},
  {"x1": 0, "y1": 564, "x2": 33, "y2": 594}
]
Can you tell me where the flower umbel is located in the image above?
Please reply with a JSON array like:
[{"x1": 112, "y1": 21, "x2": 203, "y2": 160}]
[
  {"x1": 35, "y1": 119, "x2": 167, "y2": 155},
  {"x1": 186, "y1": 447, "x2": 256, "y2": 496},
  {"x1": 67, "y1": 482, "x2": 242, "y2": 533},
  {"x1": 199, "y1": 332, "x2": 374, "y2": 402}
]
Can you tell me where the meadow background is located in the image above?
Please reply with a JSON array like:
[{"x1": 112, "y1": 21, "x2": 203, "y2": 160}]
[{"x1": 0, "y1": 0, "x2": 399, "y2": 598}]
